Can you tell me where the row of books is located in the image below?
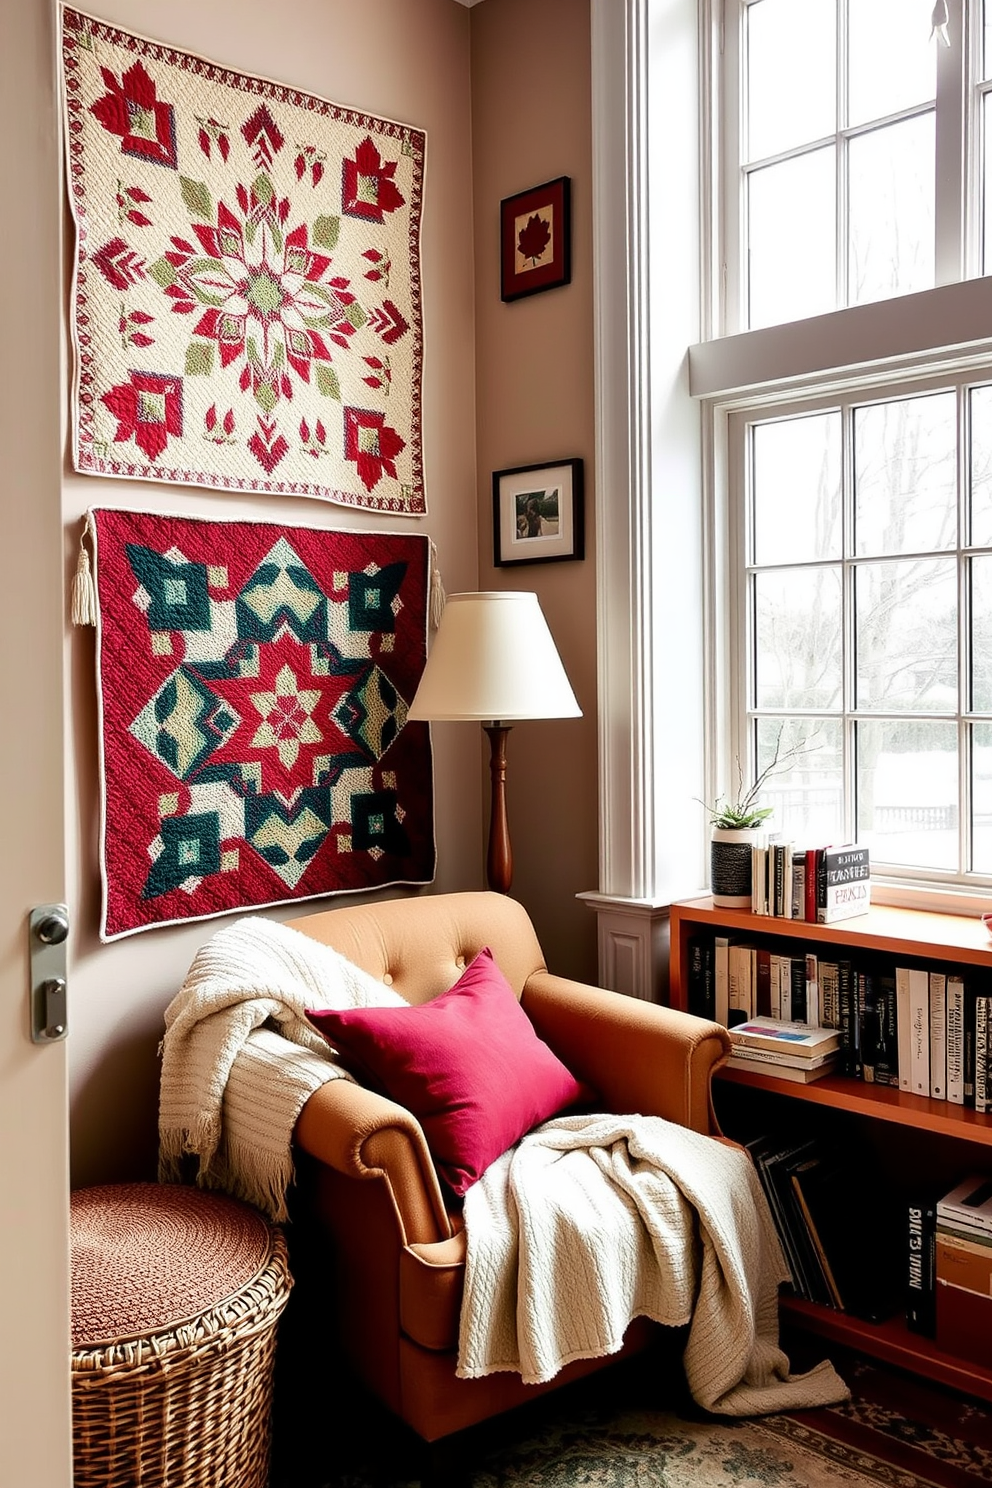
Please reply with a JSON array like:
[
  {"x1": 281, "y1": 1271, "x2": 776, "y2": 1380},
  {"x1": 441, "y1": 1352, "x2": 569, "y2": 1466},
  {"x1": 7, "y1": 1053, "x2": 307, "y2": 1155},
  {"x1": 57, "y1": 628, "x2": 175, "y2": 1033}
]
[
  {"x1": 686, "y1": 930, "x2": 992, "y2": 1106},
  {"x1": 906, "y1": 1173, "x2": 992, "y2": 1366},
  {"x1": 751, "y1": 840, "x2": 871, "y2": 925},
  {"x1": 747, "y1": 1131, "x2": 899, "y2": 1317}
]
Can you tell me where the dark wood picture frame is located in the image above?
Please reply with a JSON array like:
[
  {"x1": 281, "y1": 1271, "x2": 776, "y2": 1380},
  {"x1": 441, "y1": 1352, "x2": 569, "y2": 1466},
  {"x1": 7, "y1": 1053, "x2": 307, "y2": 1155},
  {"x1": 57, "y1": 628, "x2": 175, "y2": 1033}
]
[
  {"x1": 492, "y1": 458, "x2": 584, "y2": 567},
  {"x1": 500, "y1": 176, "x2": 571, "y2": 302}
]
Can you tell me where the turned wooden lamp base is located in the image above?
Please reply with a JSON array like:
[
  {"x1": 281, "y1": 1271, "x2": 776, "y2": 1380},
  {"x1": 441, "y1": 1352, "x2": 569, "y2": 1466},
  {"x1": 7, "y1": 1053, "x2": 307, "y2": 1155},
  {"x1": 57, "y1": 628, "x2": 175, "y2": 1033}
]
[{"x1": 483, "y1": 724, "x2": 513, "y2": 894}]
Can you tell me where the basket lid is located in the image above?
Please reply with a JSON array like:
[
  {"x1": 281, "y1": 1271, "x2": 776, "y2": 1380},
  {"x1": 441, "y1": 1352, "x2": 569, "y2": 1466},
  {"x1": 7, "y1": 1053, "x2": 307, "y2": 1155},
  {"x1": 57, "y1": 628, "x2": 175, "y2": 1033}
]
[{"x1": 71, "y1": 1182, "x2": 273, "y2": 1348}]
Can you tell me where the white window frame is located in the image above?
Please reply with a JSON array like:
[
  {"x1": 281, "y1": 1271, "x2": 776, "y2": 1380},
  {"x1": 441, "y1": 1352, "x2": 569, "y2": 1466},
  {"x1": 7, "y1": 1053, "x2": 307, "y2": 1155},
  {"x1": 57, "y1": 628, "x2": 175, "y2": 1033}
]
[
  {"x1": 692, "y1": 0, "x2": 992, "y2": 911},
  {"x1": 720, "y1": 0, "x2": 972, "y2": 335}
]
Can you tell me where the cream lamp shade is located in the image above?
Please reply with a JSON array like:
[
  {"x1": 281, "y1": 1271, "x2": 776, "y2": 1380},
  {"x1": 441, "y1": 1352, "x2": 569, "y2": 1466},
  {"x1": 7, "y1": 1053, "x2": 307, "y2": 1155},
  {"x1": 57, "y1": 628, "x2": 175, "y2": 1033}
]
[{"x1": 407, "y1": 591, "x2": 581, "y2": 724}]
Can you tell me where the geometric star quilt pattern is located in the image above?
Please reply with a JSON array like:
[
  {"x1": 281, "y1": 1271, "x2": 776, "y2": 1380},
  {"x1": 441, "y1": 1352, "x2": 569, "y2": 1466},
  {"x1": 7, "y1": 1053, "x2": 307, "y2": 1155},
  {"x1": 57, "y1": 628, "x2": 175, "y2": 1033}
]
[
  {"x1": 60, "y1": 7, "x2": 426, "y2": 515},
  {"x1": 88, "y1": 508, "x2": 435, "y2": 938}
]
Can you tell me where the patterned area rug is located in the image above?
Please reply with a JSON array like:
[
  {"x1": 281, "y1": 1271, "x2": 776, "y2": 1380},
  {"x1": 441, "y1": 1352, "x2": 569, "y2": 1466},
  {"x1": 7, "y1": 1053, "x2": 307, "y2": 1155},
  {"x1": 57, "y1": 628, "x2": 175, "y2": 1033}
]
[
  {"x1": 87, "y1": 507, "x2": 434, "y2": 938},
  {"x1": 285, "y1": 1345, "x2": 992, "y2": 1488},
  {"x1": 60, "y1": 7, "x2": 425, "y2": 514}
]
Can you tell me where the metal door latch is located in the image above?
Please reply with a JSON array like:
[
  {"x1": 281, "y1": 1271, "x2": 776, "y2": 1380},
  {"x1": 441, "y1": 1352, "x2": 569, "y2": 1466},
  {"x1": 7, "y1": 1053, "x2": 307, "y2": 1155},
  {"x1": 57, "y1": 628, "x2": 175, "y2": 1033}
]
[{"x1": 30, "y1": 905, "x2": 69, "y2": 1043}]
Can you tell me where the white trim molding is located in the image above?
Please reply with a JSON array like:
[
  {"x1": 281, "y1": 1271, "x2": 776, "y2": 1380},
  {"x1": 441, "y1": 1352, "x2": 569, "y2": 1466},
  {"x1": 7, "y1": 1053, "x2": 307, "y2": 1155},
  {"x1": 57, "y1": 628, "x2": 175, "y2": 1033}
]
[{"x1": 585, "y1": 0, "x2": 706, "y2": 997}]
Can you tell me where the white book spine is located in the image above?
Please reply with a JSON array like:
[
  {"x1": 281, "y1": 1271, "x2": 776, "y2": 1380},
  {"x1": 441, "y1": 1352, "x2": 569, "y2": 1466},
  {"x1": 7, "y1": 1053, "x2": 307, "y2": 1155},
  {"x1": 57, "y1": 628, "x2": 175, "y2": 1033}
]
[
  {"x1": 769, "y1": 954, "x2": 782, "y2": 1020},
  {"x1": 714, "y1": 936, "x2": 729, "y2": 1027},
  {"x1": 929, "y1": 970, "x2": 947, "y2": 1100},
  {"x1": 805, "y1": 953, "x2": 820, "y2": 1028},
  {"x1": 908, "y1": 967, "x2": 930, "y2": 1097},
  {"x1": 946, "y1": 974, "x2": 965, "y2": 1105},
  {"x1": 896, "y1": 966, "x2": 912, "y2": 1092}
]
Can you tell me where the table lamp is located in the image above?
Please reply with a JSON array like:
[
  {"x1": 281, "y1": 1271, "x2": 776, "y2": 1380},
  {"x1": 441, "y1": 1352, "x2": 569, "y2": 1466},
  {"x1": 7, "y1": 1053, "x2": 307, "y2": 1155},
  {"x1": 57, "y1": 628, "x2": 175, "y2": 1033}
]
[{"x1": 408, "y1": 591, "x2": 581, "y2": 893}]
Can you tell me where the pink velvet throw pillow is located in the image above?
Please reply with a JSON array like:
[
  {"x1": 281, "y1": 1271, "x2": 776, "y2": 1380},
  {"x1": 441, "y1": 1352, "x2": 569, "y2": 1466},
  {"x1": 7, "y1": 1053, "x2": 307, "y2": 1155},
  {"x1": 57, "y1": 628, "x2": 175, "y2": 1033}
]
[{"x1": 305, "y1": 946, "x2": 585, "y2": 1195}]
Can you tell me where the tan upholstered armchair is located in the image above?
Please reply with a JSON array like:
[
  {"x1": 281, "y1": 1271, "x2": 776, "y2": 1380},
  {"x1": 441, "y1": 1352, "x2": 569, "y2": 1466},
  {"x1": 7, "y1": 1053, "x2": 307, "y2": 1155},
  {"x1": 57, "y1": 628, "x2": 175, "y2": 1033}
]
[{"x1": 287, "y1": 890, "x2": 731, "y2": 1447}]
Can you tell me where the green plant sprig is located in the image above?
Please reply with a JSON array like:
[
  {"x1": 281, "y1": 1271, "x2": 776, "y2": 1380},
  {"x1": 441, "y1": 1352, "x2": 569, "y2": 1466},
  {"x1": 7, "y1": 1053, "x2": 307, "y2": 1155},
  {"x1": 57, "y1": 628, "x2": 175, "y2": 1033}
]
[{"x1": 698, "y1": 734, "x2": 815, "y2": 831}]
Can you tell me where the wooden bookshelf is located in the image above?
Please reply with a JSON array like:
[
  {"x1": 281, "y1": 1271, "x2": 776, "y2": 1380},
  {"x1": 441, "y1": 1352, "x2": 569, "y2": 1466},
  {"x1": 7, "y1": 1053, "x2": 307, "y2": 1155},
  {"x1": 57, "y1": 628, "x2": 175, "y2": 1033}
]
[{"x1": 669, "y1": 895, "x2": 992, "y2": 1403}]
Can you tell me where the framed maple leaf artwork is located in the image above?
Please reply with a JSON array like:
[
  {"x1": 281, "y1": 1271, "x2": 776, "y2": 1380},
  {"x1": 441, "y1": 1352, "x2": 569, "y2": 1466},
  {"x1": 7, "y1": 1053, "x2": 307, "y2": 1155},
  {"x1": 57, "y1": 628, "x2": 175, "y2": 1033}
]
[
  {"x1": 493, "y1": 458, "x2": 584, "y2": 566},
  {"x1": 500, "y1": 177, "x2": 571, "y2": 301}
]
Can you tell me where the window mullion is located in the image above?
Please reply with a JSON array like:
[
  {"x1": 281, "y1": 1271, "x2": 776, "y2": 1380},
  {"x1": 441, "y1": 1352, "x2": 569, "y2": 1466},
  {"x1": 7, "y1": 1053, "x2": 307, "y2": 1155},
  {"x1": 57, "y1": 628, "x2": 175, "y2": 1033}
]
[
  {"x1": 935, "y1": 0, "x2": 968, "y2": 284},
  {"x1": 962, "y1": 393, "x2": 969, "y2": 874}
]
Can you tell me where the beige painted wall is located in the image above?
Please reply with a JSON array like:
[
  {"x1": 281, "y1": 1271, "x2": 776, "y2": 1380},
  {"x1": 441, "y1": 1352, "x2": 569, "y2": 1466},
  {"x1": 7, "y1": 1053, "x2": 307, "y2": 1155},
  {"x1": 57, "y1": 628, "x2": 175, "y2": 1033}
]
[
  {"x1": 65, "y1": 0, "x2": 482, "y2": 1184},
  {"x1": 470, "y1": 0, "x2": 598, "y2": 981}
]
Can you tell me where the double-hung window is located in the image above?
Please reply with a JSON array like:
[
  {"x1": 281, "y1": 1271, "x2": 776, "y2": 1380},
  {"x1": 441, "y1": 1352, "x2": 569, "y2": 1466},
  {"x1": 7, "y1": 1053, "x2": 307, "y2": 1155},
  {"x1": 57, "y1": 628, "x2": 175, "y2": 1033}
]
[{"x1": 696, "y1": 0, "x2": 992, "y2": 902}]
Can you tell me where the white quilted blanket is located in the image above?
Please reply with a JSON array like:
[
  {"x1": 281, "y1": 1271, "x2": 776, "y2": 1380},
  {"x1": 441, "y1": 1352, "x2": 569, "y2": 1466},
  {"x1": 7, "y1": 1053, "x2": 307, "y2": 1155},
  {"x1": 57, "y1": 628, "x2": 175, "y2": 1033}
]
[
  {"x1": 458, "y1": 1112, "x2": 849, "y2": 1416},
  {"x1": 158, "y1": 915, "x2": 406, "y2": 1221}
]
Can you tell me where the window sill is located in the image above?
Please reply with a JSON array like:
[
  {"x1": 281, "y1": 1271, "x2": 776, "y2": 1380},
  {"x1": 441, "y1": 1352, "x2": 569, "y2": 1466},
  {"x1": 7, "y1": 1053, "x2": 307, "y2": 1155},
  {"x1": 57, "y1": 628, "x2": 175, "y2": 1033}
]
[{"x1": 688, "y1": 278, "x2": 992, "y2": 405}]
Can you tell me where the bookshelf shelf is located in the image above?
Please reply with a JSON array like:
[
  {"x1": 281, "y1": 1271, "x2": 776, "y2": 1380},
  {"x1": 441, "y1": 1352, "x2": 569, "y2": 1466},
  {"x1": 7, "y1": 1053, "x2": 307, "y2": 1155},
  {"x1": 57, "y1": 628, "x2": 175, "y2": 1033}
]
[
  {"x1": 716, "y1": 1064, "x2": 992, "y2": 1145},
  {"x1": 780, "y1": 1296, "x2": 992, "y2": 1404},
  {"x1": 669, "y1": 895, "x2": 992, "y2": 1403}
]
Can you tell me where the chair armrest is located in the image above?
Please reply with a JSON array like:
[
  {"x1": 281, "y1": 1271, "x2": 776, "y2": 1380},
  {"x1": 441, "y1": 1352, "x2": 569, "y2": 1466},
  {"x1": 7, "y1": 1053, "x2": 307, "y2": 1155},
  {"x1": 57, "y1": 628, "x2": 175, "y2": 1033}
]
[
  {"x1": 521, "y1": 971, "x2": 731, "y2": 1134},
  {"x1": 293, "y1": 1078, "x2": 453, "y2": 1246}
]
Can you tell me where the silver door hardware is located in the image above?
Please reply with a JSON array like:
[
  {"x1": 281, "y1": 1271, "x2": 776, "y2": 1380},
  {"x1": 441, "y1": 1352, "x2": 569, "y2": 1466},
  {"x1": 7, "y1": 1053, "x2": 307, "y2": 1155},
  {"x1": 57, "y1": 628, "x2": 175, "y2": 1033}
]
[{"x1": 30, "y1": 904, "x2": 69, "y2": 1044}]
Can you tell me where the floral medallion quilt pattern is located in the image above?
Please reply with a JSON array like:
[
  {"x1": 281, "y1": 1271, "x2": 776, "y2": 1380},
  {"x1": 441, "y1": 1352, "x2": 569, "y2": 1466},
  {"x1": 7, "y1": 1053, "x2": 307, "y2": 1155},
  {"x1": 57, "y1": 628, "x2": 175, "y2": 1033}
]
[
  {"x1": 61, "y1": 8, "x2": 426, "y2": 514},
  {"x1": 89, "y1": 508, "x2": 435, "y2": 938}
]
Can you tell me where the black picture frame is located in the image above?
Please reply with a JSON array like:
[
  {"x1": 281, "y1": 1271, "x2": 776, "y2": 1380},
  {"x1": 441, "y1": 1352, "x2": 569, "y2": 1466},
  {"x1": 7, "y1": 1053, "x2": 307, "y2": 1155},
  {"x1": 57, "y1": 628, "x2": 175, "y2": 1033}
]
[
  {"x1": 500, "y1": 176, "x2": 571, "y2": 302},
  {"x1": 492, "y1": 458, "x2": 584, "y2": 567}
]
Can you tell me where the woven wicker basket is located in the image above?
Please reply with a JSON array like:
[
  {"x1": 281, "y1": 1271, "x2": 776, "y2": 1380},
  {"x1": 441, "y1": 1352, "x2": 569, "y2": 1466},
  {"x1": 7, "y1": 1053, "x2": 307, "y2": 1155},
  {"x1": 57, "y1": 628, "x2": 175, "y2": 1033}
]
[{"x1": 70, "y1": 1183, "x2": 292, "y2": 1488}]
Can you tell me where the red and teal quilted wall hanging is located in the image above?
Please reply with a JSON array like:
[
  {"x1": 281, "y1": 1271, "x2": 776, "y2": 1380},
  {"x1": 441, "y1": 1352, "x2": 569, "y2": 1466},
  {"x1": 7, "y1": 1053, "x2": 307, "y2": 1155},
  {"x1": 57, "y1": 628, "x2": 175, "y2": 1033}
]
[
  {"x1": 60, "y1": 7, "x2": 426, "y2": 515},
  {"x1": 86, "y1": 508, "x2": 435, "y2": 939}
]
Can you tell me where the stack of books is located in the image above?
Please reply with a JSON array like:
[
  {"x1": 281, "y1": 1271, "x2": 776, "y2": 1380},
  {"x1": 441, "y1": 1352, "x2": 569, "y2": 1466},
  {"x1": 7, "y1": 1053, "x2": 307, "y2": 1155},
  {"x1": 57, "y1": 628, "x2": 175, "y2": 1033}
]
[
  {"x1": 726, "y1": 1016, "x2": 841, "y2": 1083},
  {"x1": 934, "y1": 1174, "x2": 992, "y2": 1365}
]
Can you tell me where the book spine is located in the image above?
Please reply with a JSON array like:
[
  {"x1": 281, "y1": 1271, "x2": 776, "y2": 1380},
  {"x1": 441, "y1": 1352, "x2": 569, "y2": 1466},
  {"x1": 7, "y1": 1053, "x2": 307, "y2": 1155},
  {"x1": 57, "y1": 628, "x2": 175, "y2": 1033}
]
[
  {"x1": 714, "y1": 935, "x2": 730, "y2": 1027},
  {"x1": 772, "y1": 843, "x2": 785, "y2": 918},
  {"x1": 838, "y1": 959, "x2": 856, "y2": 1075},
  {"x1": 858, "y1": 970, "x2": 874, "y2": 1081},
  {"x1": 909, "y1": 968, "x2": 931, "y2": 1097},
  {"x1": 906, "y1": 1197, "x2": 937, "y2": 1337},
  {"x1": 790, "y1": 956, "x2": 807, "y2": 1027},
  {"x1": 929, "y1": 970, "x2": 947, "y2": 1100},
  {"x1": 769, "y1": 954, "x2": 783, "y2": 1020},
  {"x1": 805, "y1": 952, "x2": 820, "y2": 1027},
  {"x1": 751, "y1": 842, "x2": 768, "y2": 915},
  {"x1": 790, "y1": 855, "x2": 805, "y2": 920},
  {"x1": 874, "y1": 973, "x2": 898, "y2": 1086},
  {"x1": 896, "y1": 966, "x2": 912, "y2": 1092},
  {"x1": 964, "y1": 983, "x2": 977, "y2": 1105},
  {"x1": 946, "y1": 974, "x2": 965, "y2": 1105},
  {"x1": 814, "y1": 848, "x2": 829, "y2": 923},
  {"x1": 687, "y1": 936, "x2": 703, "y2": 1017},
  {"x1": 804, "y1": 848, "x2": 818, "y2": 923},
  {"x1": 975, "y1": 993, "x2": 987, "y2": 1113},
  {"x1": 755, "y1": 948, "x2": 772, "y2": 1018},
  {"x1": 819, "y1": 960, "x2": 838, "y2": 1029}
]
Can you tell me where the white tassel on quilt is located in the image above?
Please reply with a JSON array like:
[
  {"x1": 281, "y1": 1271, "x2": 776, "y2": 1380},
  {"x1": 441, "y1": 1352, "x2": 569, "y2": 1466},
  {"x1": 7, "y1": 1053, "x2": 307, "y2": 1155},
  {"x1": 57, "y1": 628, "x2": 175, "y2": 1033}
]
[
  {"x1": 429, "y1": 539, "x2": 446, "y2": 631},
  {"x1": 71, "y1": 512, "x2": 97, "y2": 627}
]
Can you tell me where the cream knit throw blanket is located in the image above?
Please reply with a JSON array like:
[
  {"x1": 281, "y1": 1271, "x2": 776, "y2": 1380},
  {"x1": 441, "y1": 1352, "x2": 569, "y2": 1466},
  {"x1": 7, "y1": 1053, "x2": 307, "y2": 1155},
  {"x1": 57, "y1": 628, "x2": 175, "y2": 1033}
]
[
  {"x1": 458, "y1": 1112, "x2": 849, "y2": 1416},
  {"x1": 158, "y1": 915, "x2": 405, "y2": 1221}
]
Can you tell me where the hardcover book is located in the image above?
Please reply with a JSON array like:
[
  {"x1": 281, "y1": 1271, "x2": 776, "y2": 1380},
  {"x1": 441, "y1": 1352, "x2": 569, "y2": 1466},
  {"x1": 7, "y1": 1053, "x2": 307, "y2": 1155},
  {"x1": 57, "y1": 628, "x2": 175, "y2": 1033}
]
[
  {"x1": 726, "y1": 1054, "x2": 836, "y2": 1083},
  {"x1": 937, "y1": 1173, "x2": 992, "y2": 1237},
  {"x1": 906, "y1": 1195, "x2": 937, "y2": 1337},
  {"x1": 816, "y1": 844, "x2": 871, "y2": 923},
  {"x1": 728, "y1": 1017, "x2": 841, "y2": 1056}
]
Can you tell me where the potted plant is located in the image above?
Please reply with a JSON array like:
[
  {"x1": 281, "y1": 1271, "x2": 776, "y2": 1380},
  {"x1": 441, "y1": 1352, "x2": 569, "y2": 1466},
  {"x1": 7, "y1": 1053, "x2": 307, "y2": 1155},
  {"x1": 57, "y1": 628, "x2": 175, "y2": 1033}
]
[{"x1": 701, "y1": 739, "x2": 809, "y2": 908}]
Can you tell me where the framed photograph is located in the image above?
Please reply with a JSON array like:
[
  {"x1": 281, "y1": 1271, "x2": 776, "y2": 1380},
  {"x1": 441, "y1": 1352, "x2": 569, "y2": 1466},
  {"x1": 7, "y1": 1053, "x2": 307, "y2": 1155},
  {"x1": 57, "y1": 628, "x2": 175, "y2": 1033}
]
[
  {"x1": 500, "y1": 176, "x2": 571, "y2": 302},
  {"x1": 492, "y1": 458, "x2": 584, "y2": 567}
]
